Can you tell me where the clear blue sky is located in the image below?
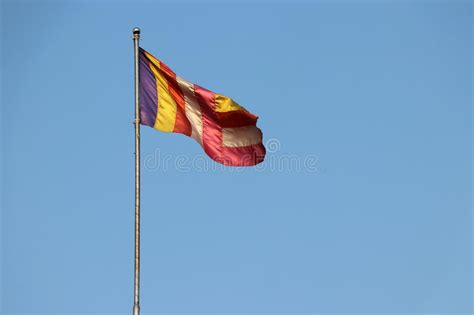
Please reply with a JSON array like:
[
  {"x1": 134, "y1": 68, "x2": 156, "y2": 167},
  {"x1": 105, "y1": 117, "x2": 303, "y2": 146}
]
[{"x1": 1, "y1": 1, "x2": 472, "y2": 314}]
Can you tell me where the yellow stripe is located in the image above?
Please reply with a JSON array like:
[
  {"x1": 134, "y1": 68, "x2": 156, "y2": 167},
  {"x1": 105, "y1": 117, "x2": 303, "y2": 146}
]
[
  {"x1": 144, "y1": 51, "x2": 161, "y2": 67},
  {"x1": 145, "y1": 52, "x2": 176, "y2": 132},
  {"x1": 214, "y1": 93, "x2": 244, "y2": 113}
]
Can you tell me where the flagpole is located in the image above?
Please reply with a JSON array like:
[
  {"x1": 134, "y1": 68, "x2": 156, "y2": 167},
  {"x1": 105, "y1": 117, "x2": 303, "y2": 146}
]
[{"x1": 132, "y1": 27, "x2": 141, "y2": 315}]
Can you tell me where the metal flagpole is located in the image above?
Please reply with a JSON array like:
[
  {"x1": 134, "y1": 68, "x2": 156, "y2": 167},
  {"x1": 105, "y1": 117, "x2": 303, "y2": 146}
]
[{"x1": 132, "y1": 27, "x2": 141, "y2": 315}]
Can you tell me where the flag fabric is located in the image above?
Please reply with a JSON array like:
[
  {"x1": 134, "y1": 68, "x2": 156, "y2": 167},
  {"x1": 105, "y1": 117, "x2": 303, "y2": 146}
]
[{"x1": 138, "y1": 48, "x2": 265, "y2": 166}]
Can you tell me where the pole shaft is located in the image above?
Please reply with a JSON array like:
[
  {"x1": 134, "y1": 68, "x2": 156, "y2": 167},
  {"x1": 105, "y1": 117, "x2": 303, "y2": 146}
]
[{"x1": 132, "y1": 27, "x2": 141, "y2": 315}]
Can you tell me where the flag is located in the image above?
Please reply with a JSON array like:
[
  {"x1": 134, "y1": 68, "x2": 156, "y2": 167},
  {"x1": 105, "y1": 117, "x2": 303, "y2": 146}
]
[{"x1": 139, "y1": 48, "x2": 266, "y2": 166}]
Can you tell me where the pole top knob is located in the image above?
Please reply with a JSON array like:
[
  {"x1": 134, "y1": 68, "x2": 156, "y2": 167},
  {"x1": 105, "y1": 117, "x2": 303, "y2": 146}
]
[{"x1": 133, "y1": 27, "x2": 141, "y2": 35}]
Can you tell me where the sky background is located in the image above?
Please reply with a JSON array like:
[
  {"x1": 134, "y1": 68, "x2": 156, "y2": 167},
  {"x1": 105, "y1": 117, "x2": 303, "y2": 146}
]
[{"x1": 0, "y1": 0, "x2": 472, "y2": 314}]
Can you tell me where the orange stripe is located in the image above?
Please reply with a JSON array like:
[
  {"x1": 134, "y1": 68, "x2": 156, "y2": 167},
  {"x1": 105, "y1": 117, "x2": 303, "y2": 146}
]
[{"x1": 156, "y1": 61, "x2": 191, "y2": 136}]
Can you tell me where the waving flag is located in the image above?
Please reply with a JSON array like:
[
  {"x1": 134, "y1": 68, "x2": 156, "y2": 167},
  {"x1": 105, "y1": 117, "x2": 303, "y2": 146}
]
[{"x1": 139, "y1": 48, "x2": 265, "y2": 166}]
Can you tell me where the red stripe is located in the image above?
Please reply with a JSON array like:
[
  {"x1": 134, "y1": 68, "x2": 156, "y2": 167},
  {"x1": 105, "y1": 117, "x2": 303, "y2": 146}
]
[
  {"x1": 221, "y1": 143, "x2": 266, "y2": 166},
  {"x1": 158, "y1": 61, "x2": 192, "y2": 136},
  {"x1": 215, "y1": 110, "x2": 258, "y2": 128},
  {"x1": 193, "y1": 84, "x2": 223, "y2": 162}
]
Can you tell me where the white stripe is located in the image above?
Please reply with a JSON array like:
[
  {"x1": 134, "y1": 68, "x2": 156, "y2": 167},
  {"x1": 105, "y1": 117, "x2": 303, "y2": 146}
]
[
  {"x1": 176, "y1": 76, "x2": 203, "y2": 145},
  {"x1": 222, "y1": 126, "x2": 262, "y2": 147}
]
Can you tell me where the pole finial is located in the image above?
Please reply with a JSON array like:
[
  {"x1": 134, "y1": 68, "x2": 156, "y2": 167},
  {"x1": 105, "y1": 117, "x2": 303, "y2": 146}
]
[{"x1": 133, "y1": 27, "x2": 141, "y2": 35}]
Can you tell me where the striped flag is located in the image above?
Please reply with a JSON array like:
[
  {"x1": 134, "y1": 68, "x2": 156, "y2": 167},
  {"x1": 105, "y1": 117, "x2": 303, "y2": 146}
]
[{"x1": 139, "y1": 48, "x2": 266, "y2": 166}]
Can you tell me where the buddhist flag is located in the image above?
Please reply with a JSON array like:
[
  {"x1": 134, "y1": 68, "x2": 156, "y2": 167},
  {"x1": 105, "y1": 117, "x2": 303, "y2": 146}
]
[{"x1": 138, "y1": 48, "x2": 265, "y2": 166}]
